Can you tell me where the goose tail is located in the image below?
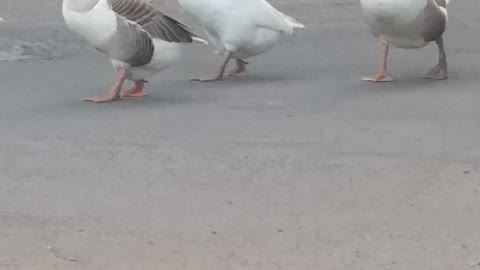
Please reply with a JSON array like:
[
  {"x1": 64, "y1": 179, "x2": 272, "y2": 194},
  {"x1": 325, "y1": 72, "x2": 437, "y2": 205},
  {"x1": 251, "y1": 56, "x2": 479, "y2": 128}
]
[{"x1": 279, "y1": 12, "x2": 305, "y2": 30}]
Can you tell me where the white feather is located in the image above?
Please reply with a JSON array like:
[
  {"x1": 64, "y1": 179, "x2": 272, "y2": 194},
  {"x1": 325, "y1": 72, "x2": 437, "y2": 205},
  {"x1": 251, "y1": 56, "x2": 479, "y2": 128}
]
[
  {"x1": 178, "y1": 0, "x2": 304, "y2": 59},
  {"x1": 63, "y1": 0, "x2": 118, "y2": 48},
  {"x1": 243, "y1": 0, "x2": 305, "y2": 34},
  {"x1": 360, "y1": 0, "x2": 448, "y2": 48}
]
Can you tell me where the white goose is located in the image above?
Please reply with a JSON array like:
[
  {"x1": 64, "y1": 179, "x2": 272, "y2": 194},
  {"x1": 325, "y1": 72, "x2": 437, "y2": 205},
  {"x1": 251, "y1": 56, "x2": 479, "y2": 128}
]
[
  {"x1": 360, "y1": 0, "x2": 449, "y2": 82},
  {"x1": 63, "y1": 0, "x2": 206, "y2": 102},
  {"x1": 178, "y1": 0, "x2": 305, "y2": 82}
]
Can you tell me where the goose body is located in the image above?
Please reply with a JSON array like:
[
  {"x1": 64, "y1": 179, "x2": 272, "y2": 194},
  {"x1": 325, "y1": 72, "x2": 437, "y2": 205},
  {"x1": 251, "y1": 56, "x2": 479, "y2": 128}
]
[
  {"x1": 360, "y1": 0, "x2": 449, "y2": 81},
  {"x1": 178, "y1": 0, "x2": 304, "y2": 81},
  {"x1": 63, "y1": 0, "x2": 205, "y2": 102}
]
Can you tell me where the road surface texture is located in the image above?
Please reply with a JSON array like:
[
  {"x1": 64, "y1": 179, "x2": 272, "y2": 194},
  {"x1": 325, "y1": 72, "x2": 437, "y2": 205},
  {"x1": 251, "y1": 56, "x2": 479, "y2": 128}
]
[{"x1": 1, "y1": 0, "x2": 480, "y2": 269}]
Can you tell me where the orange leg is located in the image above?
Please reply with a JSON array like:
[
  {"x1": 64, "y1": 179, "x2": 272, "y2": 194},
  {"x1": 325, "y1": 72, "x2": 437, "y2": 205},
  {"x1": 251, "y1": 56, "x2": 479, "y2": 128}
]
[
  {"x1": 83, "y1": 68, "x2": 126, "y2": 103},
  {"x1": 191, "y1": 51, "x2": 233, "y2": 82},
  {"x1": 424, "y1": 36, "x2": 448, "y2": 80},
  {"x1": 224, "y1": 59, "x2": 247, "y2": 77},
  {"x1": 121, "y1": 80, "x2": 146, "y2": 98},
  {"x1": 362, "y1": 37, "x2": 394, "y2": 82}
]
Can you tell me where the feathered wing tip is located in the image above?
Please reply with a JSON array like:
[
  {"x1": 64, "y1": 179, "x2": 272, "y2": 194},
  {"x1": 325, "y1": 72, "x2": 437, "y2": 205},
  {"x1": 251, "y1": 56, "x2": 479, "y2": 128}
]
[
  {"x1": 273, "y1": 10, "x2": 305, "y2": 33},
  {"x1": 175, "y1": 22, "x2": 208, "y2": 45},
  {"x1": 159, "y1": 14, "x2": 208, "y2": 44},
  {"x1": 445, "y1": 0, "x2": 450, "y2": 5},
  {"x1": 282, "y1": 13, "x2": 305, "y2": 29},
  {"x1": 250, "y1": 0, "x2": 305, "y2": 34},
  {"x1": 172, "y1": 20, "x2": 208, "y2": 45},
  {"x1": 192, "y1": 36, "x2": 208, "y2": 44}
]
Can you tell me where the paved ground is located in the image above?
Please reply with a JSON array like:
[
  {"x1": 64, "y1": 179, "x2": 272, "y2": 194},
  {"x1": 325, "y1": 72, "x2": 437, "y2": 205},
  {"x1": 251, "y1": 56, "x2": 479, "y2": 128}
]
[{"x1": 1, "y1": 0, "x2": 480, "y2": 269}]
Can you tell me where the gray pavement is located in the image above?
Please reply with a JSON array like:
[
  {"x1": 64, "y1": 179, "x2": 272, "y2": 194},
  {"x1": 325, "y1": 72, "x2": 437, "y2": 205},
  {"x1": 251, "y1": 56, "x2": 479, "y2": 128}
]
[{"x1": 1, "y1": 0, "x2": 480, "y2": 269}]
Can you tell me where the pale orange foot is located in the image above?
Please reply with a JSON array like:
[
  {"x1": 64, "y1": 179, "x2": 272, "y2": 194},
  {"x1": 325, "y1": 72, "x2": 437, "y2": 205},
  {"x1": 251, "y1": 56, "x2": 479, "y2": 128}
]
[
  {"x1": 83, "y1": 94, "x2": 120, "y2": 103},
  {"x1": 362, "y1": 72, "x2": 394, "y2": 82},
  {"x1": 224, "y1": 69, "x2": 247, "y2": 77},
  {"x1": 121, "y1": 87, "x2": 146, "y2": 98},
  {"x1": 224, "y1": 71, "x2": 247, "y2": 77},
  {"x1": 192, "y1": 52, "x2": 233, "y2": 82},
  {"x1": 224, "y1": 61, "x2": 247, "y2": 77},
  {"x1": 121, "y1": 81, "x2": 146, "y2": 98},
  {"x1": 424, "y1": 64, "x2": 447, "y2": 80},
  {"x1": 83, "y1": 68, "x2": 125, "y2": 103},
  {"x1": 190, "y1": 76, "x2": 223, "y2": 82}
]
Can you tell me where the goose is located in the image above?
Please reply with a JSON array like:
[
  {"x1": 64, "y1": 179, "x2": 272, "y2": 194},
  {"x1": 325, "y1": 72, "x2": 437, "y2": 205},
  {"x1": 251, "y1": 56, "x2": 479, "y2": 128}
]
[
  {"x1": 360, "y1": 0, "x2": 449, "y2": 82},
  {"x1": 178, "y1": 0, "x2": 305, "y2": 82},
  {"x1": 63, "y1": 0, "x2": 206, "y2": 102}
]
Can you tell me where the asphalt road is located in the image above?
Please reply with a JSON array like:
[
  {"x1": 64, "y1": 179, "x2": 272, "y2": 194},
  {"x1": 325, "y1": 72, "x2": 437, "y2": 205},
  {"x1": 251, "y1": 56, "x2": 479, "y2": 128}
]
[{"x1": 1, "y1": 1, "x2": 480, "y2": 269}]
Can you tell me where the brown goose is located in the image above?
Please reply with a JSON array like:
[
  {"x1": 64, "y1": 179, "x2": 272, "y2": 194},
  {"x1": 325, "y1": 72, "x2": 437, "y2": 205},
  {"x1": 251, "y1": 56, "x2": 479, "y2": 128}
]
[{"x1": 63, "y1": 0, "x2": 206, "y2": 102}]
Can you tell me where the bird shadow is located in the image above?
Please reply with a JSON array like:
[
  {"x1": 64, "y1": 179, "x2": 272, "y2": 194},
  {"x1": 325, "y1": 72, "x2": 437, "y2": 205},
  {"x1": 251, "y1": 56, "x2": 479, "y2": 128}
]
[{"x1": 221, "y1": 72, "x2": 311, "y2": 86}]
